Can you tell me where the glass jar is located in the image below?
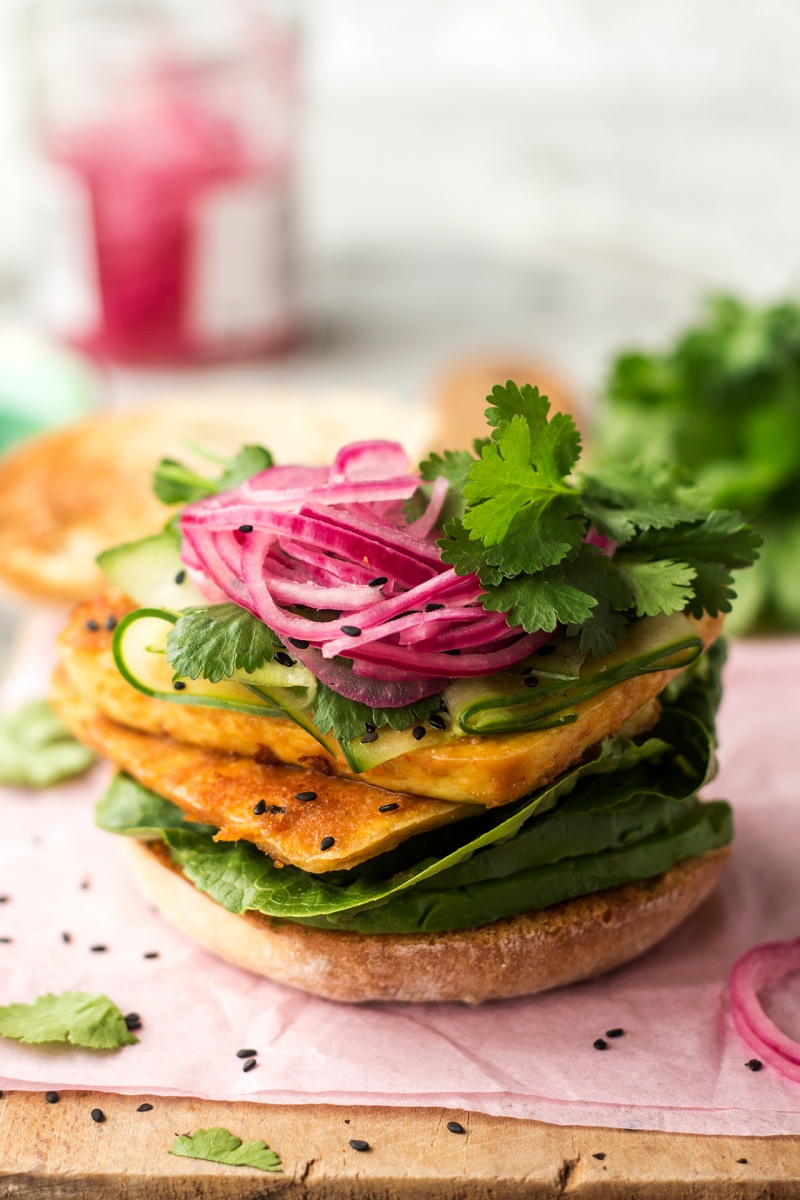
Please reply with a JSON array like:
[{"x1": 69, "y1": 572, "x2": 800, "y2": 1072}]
[{"x1": 29, "y1": 0, "x2": 300, "y2": 364}]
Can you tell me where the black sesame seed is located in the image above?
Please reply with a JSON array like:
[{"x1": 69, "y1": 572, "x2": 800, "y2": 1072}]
[
  {"x1": 360, "y1": 731, "x2": 378, "y2": 744},
  {"x1": 439, "y1": 699, "x2": 448, "y2": 712},
  {"x1": 0, "y1": 896, "x2": 7, "y2": 903},
  {"x1": 428, "y1": 714, "x2": 447, "y2": 730},
  {"x1": 174, "y1": 570, "x2": 186, "y2": 585},
  {"x1": 736, "y1": 1158, "x2": 748, "y2": 1164},
  {"x1": 172, "y1": 681, "x2": 187, "y2": 691},
  {"x1": 125, "y1": 1019, "x2": 142, "y2": 1032},
  {"x1": 593, "y1": 1152, "x2": 606, "y2": 1161},
  {"x1": 364, "y1": 723, "x2": 376, "y2": 734},
  {"x1": 61, "y1": 932, "x2": 71, "y2": 943},
  {"x1": 80, "y1": 879, "x2": 90, "y2": 889},
  {"x1": 524, "y1": 676, "x2": 539, "y2": 688},
  {"x1": 295, "y1": 791, "x2": 317, "y2": 802},
  {"x1": 90, "y1": 944, "x2": 107, "y2": 952},
  {"x1": 0, "y1": 937, "x2": 12, "y2": 944},
  {"x1": 289, "y1": 638, "x2": 309, "y2": 649},
  {"x1": 378, "y1": 803, "x2": 399, "y2": 813},
  {"x1": 444, "y1": 649, "x2": 461, "y2": 656},
  {"x1": 446, "y1": 1121, "x2": 465, "y2": 1135},
  {"x1": 253, "y1": 800, "x2": 266, "y2": 815},
  {"x1": 242, "y1": 1059, "x2": 257, "y2": 1073},
  {"x1": 606, "y1": 1028, "x2": 625, "y2": 1038},
  {"x1": 143, "y1": 951, "x2": 159, "y2": 959},
  {"x1": 85, "y1": 620, "x2": 100, "y2": 632},
  {"x1": 136, "y1": 1103, "x2": 153, "y2": 1113},
  {"x1": 105, "y1": 615, "x2": 118, "y2": 632},
  {"x1": 274, "y1": 652, "x2": 295, "y2": 668},
  {"x1": 425, "y1": 603, "x2": 444, "y2": 611},
  {"x1": 267, "y1": 805, "x2": 285, "y2": 815},
  {"x1": 746, "y1": 1059, "x2": 763, "y2": 1071},
  {"x1": 320, "y1": 836, "x2": 335, "y2": 851},
  {"x1": 368, "y1": 577, "x2": 388, "y2": 587},
  {"x1": 535, "y1": 643, "x2": 557, "y2": 656},
  {"x1": 236, "y1": 1048, "x2": 258, "y2": 1059},
  {"x1": 124, "y1": 1012, "x2": 140, "y2": 1023},
  {"x1": 45, "y1": 1091, "x2": 59, "y2": 1104},
  {"x1": 593, "y1": 1038, "x2": 608, "y2": 1051},
  {"x1": 238, "y1": 525, "x2": 254, "y2": 533},
  {"x1": 412, "y1": 725, "x2": 427, "y2": 741},
  {"x1": 348, "y1": 1139, "x2": 370, "y2": 1152},
  {"x1": 91, "y1": 1109, "x2": 105, "y2": 1123},
  {"x1": 341, "y1": 625, "x2": 361, "y2": 637}
]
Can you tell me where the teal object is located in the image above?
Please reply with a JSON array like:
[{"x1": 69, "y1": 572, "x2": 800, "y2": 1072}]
[{"x1": 0, "y1": 327, "x2": 98, "y2": 453}]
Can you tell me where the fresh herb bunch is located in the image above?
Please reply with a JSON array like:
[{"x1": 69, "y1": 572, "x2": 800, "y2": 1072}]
[
  {"x1": 594, "y1": 294, "x2": 800, "y2": 631},
  {"x1": 422, "y1": 382, "x2": 760, "y2": 657}
]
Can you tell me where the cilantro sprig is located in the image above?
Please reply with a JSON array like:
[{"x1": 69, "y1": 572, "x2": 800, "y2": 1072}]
[
  {"x1": 153, "y1": 445, "x2": 273, "y2": 506},
  {"x1": 436, "y1": 382, "x2": 761, "y2": 655},
  {"x1": 311, "y1": 681, "x2": 442, "y2": 742},
  {"x1": 166, "y1": 605, "x2": 282, "y2": 682}
]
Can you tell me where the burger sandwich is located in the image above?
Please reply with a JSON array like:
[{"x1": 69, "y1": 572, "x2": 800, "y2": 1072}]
[{"x1": 52, "y1": 384, "x2": 760, "y2": 1002}]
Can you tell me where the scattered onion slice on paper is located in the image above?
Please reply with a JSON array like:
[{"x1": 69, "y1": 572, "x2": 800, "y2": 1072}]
[{"x1": 729, "y1": 938, "x2": 800, "y2": 1081}]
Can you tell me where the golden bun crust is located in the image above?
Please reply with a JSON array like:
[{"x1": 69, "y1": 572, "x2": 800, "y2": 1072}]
[
  {"x1": 0, "y1": 396, "x2": 435, "y2": 601},
  {"x1": 125, "y1": 839, "x2": 729, "y2": 1004}
]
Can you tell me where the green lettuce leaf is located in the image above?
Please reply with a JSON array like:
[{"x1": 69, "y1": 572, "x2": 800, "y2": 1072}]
[{"x1": 0, "y1": 992, "x2": 137, "y2": 1050}]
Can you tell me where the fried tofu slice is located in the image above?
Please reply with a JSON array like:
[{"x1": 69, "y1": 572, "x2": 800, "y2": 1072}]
[
  {"x1": 52, "y1": 668, "x2": 479, "y2": 874},
  {"x1": 57, "y1": 594, "x2": 722, "y2": 806}
]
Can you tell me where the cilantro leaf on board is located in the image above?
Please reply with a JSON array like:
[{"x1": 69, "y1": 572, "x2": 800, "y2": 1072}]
[
  {"x1": 166, "y1": 604, "x2": 282, "y2": 682},
  {"x1": 0, "y1": 992, "x2": 137, "y2": 1050},
  {"x1": 170, "y1": 1128, "x2": 281, "y2": 1173},
  {"x1": 153, "y1": 445, "x2": 273, "y2": 506},
  {"x1": 0, "y1": 700, "x2": 94, "y2": 788},
  {"x1": 614, "y1": 558, "x2": 697, "y2": 619},
  {"x1": 311, "y1": 682, "x2": 442, "y2": 743}
]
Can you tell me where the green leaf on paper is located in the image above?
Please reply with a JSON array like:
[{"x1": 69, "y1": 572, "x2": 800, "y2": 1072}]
[{"x1": 0, "y1": 992, "x2": 137, "y2": 1050}]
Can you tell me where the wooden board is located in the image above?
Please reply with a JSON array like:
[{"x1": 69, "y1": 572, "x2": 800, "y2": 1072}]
[{"x1": 1, "y1": 1091, "x2": 799, "y2": 1198}]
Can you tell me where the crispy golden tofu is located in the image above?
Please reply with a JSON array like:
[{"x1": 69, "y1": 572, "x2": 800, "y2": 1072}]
[
  {"x1": 52, "y1": 668, "x2": 479, "y2": 874},
  {"x1": 57, "y1": 594, "x2": 722, "y2": 806}
]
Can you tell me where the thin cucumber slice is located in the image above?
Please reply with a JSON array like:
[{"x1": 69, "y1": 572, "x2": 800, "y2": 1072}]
[
  {"x1": 445, "y1": 613, "x2": 703, "y2": 735},
  {"x1": 98, "y1": 529, "x2": 205, "y2": 610},
  {"x1": 340, "y1": 718, "x2": 465, "y2": 773}
]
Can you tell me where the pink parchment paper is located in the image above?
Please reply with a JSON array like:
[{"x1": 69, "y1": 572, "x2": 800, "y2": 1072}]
[{"x1": 0, "y1": 617, "x2": 799, "y2": 1135}]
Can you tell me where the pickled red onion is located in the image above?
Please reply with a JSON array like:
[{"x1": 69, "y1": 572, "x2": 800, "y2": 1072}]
[
  {"x1": 729, "y1": 939, "x2": 800, "y2": 1082},
  {"x1": 180, "y1": 439, "x2": 542, "y2": 703}
]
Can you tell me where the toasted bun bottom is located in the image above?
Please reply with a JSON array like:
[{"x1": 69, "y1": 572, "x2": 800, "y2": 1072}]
[{"x1": 125, "y1": 840, "x2": 729, "y2": 1004}]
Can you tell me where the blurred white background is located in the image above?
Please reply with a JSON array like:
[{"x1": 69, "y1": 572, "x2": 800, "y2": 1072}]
[{"x1": 1, "y1": 0, "x2": 800, "y2": 395}]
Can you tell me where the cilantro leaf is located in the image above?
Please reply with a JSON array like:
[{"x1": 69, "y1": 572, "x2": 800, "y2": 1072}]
[
  {"x1": 217, "y1": 445, "x2": 273, "y2": 491},
  {"x1": 463, "y1": 414, "x2": 585, "y2": 573},
  {"x1": 153, "y1": 445, "x2": 272, "y2": 506},
  {"x1": 170, "y1": 1128, "x2": 281, "y2": 1173},
  {"x1": 311, "y1": 681, "x2": 442, "y2": 742},
  {"x1": 580, "y1": 465, "x2": 709, "y2": 544},
  {"x1": 685, "y1": 561, "x2": 737, "y2": 619},
  {"x1": 404, "y1": 448, "x2": 476, "y2": 525},
  {"x1": 0, "y1": 991, "x2": 137, "y2": 1050},
  {"x1": 0, "y1": 700, "x2": 94, "y2": 788},
  {"x1": 437, "y1": 519, "x2": 504, "y2": 585},
  {"x1": 628, "y1": 510, "x2": 762, "y2": 568},
  {"x1": 166, "y1": 605, "x2": 281, "y2": 682},
  {"x1": 615, "y1": 557, "x2": 697, "y2": 618}
]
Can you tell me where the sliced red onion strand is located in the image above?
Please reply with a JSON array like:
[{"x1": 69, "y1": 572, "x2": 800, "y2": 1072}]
[
  {"x1": 407, "y1": 475, "x2": 449, "y2": 539},
  {"x1": 729, "y1": 939, "x2": 800, "y2": 1082}
]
